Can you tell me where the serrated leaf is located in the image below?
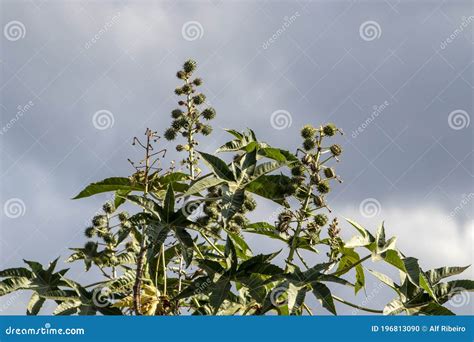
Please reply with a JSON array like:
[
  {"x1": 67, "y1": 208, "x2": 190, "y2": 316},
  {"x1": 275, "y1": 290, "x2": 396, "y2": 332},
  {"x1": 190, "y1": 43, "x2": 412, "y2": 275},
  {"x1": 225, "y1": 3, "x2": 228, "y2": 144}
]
[
  {"x1": 426, "y1": 265, "x2": 471, "y2": 285},
  {"x1": 198, "y1": 151, "x2": 234, "y2": 181},
  {"x1": 27, "y1": 292, "x2": 44, "y2": 315},
  {"x1": 312, "y1": 282, "x2": 337, "y2": 315},
  {"x1": 73, "y1": 177, "x2": 142, "y2": 199}
]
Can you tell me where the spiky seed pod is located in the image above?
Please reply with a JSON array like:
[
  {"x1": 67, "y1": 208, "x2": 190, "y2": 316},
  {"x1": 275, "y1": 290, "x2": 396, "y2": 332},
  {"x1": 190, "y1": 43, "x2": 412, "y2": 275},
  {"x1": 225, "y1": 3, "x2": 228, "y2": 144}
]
[
  {"x1": 171, "y1": 119, "x2": 183, "y2": 130},
  {"x1": 278, "y1": 210, "x2": 293, "y2": 222},
  {"x1": 176, "y1": 144, "x2": 184, "y2": 152},
  {"x1": 201, "y1": 125, "x2": 213, "y2": 136},
  {"x1": 302, "y1": 154, "x2": 313, "y2": 165},
  {"x1": 102, "y1": 201, "x2": 115, "y2": 214},
  {"x1": 84, "y1": 226, "x2": 95, "y2": 238},
  {"x1": 125, "y1": 241, "x2": 138, "y2": 252},
  {"x1": 118, "y1": 212, "x2": 129, "y2": 222},
  {"x1": 84, "y1": 241, "x2": 97, "y2": 252},
  {"x1": 181, "y1": 84, "x2": 192, "y2": 94},
  {"x1": 330, "y1": 144, "x2": 342, "y2": 156},
  {"x1": 178, "y1": 100, "x2": 185, "y2": 106},
  {"x1": 301, "y1": 125, "x2": 317, "y2": 139},
  {"x1": 92, "y1": 215, "x2": 107, "y2": 228},
  {"x1": 176, "y1": 71, "x2": 186, "y2": 80},
  {"x1": 192, "y1": 94, "x2": 206, "y2": 105},
  {"x1": 285, "y1": 183, "x2": 298, "y2": 195},
  {"x1": 243, "y1": 197, "x2": 257, "y2": 211},
  {"x1": 291, "y1": 165, "x2": 305, "y2": 177},
  {"x1": 204, "y1": 206, "x2": 219, "y2": 220},
  {"x1": 306, "y1": 222, "x2": 320, "y2": 233},
  {"x1": 103, "y1": 234, "x2": 115, "y2": 245},
  {"x1": 193, "y1": 78, "x2": 203, "y2": 86},
  {"x1": 310, "y1": 174, "x2": 321, "y2": 184},
  {"x1": 313, "y1": 195, "x2": 324, "y2": 207},
  {"x1": 291, "y1": 176, "x2": 305, "y2": 186},
  {"x1": 323, "y1": 123, "x2": 337, "y2": 136},
  {"x1": 183, "y1": 59, "x2": 197, "y2": 73},
  {"x1": 208, "y1": 186, "x2": 219, "y2": 196},
  {"x1": 171, "y1": 109, "x2": 183, "y2": 119},
  {"x1": 317, "y1": 181, "x2": 330, "y2": 194},
  {"x1": 314, "y1": 214, "x2": 328, "y2": 227},
  {"x1": 232, "y1": 214, "x2": 246, "y2": 226},
  {"x1": 229, "y1": 225, "x2": 241, "y2": 234},
  {"x1": 324, "y1": 167, "x2": 336, "y2": 178},
  {"x1": 201, "y1": 107, "x2": 216, "y2": 120},
  {"x1": 174, "y1": 88, "x2": 184, "y2": 96},
  {"x1": 303, "y1": 139, "x2": 316, "y2": 151},
  {"x1": 164, "y1": 128, "x2": 177, "y2": 141}
]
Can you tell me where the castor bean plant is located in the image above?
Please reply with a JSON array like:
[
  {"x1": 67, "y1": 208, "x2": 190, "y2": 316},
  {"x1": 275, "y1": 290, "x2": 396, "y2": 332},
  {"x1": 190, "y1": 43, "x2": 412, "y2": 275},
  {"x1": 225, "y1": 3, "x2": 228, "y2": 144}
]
[{"x1": 0, "y1": 60, "x2": 472, "y2": 316}]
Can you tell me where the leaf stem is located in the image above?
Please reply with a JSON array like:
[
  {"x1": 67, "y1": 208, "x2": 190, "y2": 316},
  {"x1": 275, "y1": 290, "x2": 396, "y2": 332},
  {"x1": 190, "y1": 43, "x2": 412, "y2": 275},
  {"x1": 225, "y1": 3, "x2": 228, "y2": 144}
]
[{"x1": 332, "y1": 295, "x2": 383, "y2": 314}]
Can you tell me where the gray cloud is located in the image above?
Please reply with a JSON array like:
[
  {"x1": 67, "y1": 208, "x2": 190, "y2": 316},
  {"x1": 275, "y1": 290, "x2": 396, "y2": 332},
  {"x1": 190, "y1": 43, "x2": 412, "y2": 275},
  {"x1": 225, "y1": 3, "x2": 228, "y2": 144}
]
[{"x1": 0, "y1": 0, "x2": 472, "y2": 314}]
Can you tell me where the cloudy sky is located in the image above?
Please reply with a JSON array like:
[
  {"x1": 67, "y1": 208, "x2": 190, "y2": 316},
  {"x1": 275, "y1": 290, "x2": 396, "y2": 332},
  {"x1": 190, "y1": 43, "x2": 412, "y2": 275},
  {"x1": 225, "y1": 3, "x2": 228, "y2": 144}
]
[{"x1": 0, "y1": 0, "x2": 472, "y2": 315}]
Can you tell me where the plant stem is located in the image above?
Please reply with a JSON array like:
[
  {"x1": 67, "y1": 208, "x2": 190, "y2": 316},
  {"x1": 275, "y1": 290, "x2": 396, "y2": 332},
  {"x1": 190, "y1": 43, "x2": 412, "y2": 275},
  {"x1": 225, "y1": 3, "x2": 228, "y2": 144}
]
[
  {"x1": 162, "y1": 244, "x2": 167, "y2": 296},
  {"x1": 332, "y1": 295, "x2": 383, "y2": 314},
  {"x1": 303, "y1": 303, "x2": 313, "y2": 316},
  {"x1": 202, "y1": 234, "x2": 225, "y2": 257}
]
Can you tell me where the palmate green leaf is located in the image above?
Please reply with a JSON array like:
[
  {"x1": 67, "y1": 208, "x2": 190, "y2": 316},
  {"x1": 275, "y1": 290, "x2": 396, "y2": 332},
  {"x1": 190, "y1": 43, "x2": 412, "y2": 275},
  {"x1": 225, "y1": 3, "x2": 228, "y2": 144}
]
[
  {"x1": 426, "y1": 265, "x2": 471, "y2": 285},
  {"x1": 221, "y1": 187, "x2": 245, "y2": 220},
  {"x1": 244, "y1": 222, "x2": 288, "y2": 242},
  {"x1": 197, "y1": 259, "x2": 225, "y2": 275},
  {"x1": 198, "y1": 151, "x2": 235, "y2": 181},
  {"x1": 53, "y1": 300, "x2": 82, "y2": 316},
  {"x1": 73, "y1": 177, "x2": 142, "y2": 199},
  {"x1": 414, "y1": 302, "x2": 455, "y2": 316},
  {"x1": 126, "y1": 195, "x2": 162, "y2": 218},
  {"x1": 209, "y1": 277, "x2": 232, "y2": 314},
  {"x1": 163, "y1": 184, "x2": 175, "y2": 222},
  {"x1": 114, "y1": 190, "x2": 130, "y2": 209},
  {"x1": 0, "y1": 267, "x2": 33, "y2": 279},
  {"x1": 227, "y1": 232, "x2": 252, "y2": 259},
  {"x1": 252, "y1": 161, "x2": 284, "y2": 179},
  {"x1": 383, "y1": 298, "x2": 406, "y2": 315},
  {"x1": 312, "y1": 282, "x2": 337, "y2": 315},
  {"x1": 434, "y1": 279, "x2": 474, "y2": 302},
  {"x1": 0, "y1": 277, "x2": 31, "y2": 296},
  {"x1": 287, "y1": 283, "x2": 306, "y2": 314},
  {"x1": 258, "y1": 147, "x2": 298, "y2": 164},
  {"x1": 336, "y1": 248, "x2": 365, "y2": 294},
  {"x1": 185, "y1": 175, "x2": 224, "y2": 196},
  {"x1": 246, "y1": 175, "x2": 291, "y2": 205},
  {"x1": 27, "y1": 292, "x2": 45, "y2": 315},
  {"x1": 368, "y1": 269, "x2": 399, "y2": 294}
]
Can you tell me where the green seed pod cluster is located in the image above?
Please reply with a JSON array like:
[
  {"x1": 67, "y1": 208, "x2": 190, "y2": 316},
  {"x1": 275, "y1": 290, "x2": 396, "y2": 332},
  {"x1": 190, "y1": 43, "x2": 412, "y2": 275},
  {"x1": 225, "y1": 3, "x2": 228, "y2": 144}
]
[
  {"x1": 314, "y1": 213, "x2": 328, "y2": 227},
  {"x1": 164, "y1": 60, "x2": 217, "y2": 177}
]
